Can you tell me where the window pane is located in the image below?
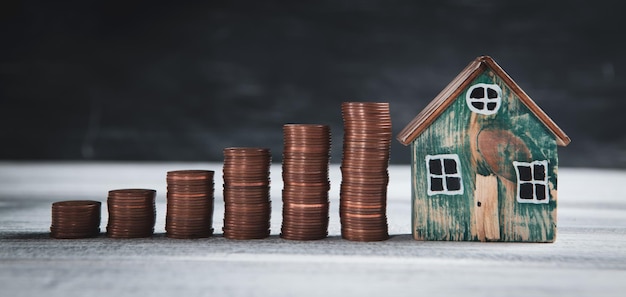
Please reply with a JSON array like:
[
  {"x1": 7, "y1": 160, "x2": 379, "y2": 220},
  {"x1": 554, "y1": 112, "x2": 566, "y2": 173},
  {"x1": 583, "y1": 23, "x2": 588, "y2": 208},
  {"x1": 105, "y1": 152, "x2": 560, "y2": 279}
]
[
  {"x1": 534, "y1": 164, "x2": 546, "y2": 181},
  {"x1": 470, "y1": 87, "x2": 484, "y2": 99},
  {"x1": 535, "y1": 184, "x2": 546, "y2": 200},
  {"x1": 443, "y1": 159, "x2": 457, "y2": 174},
  {"x1": 431, "y1": 178, "x2": 444, "y2": 191},
  {"x1": 519, "y1": 183, "x2": 534, "y2": 199},
  {"x1": 446, "y1": 177, "x2": 461, "y2": 191},
  {"x1": 429, "y1": 159, "x2": 442, "y2": 175},
  {"x1": 518, "y1": 166, "x2": 532, "y2": 181},
  {"x1": 487, "y1": 88, "x2": 498, "y2": 99},
  {"x1": 487, "y1": 102, "x2": 497, "y2": 110},
  {"x1": 471, "y1": 102, "x2": 485, "y2": 110}
]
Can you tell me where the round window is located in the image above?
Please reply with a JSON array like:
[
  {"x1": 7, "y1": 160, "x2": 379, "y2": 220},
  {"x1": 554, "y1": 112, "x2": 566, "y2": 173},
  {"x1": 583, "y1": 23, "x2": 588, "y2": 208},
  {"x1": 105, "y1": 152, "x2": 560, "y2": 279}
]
[{"x1": 466, "y1": 83, "x2": 502, "y2": 115}]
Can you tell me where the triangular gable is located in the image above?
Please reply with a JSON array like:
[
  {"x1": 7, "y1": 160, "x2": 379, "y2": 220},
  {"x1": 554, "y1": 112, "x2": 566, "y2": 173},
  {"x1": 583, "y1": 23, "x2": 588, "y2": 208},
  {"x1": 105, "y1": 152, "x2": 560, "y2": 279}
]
[{"x1": 396, "y1": 56, "x2": 571, "y2": 147}]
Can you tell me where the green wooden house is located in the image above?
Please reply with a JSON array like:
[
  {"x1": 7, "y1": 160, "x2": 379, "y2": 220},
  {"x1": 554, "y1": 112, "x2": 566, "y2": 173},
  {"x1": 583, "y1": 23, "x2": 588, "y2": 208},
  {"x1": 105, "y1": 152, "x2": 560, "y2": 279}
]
[{"x1": 396, "y1": 56, "x2": 571, "y2": 242}]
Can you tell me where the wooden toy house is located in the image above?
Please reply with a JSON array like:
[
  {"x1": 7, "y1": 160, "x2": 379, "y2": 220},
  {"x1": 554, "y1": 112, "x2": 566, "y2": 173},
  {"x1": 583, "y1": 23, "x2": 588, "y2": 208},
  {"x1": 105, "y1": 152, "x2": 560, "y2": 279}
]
[{"x1": 396, "y1": 56, "x2": 570, "y2": 242}]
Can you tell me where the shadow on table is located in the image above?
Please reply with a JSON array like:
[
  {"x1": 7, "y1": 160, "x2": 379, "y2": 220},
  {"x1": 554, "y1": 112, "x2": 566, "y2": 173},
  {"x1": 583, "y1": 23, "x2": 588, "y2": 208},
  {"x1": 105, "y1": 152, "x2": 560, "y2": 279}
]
[
  {"x1": 1, "y1": 232, "x2": 415, "y2": 242},
  {"x1": 1, "y1": 232, "x2": 52, "y2": 240}
]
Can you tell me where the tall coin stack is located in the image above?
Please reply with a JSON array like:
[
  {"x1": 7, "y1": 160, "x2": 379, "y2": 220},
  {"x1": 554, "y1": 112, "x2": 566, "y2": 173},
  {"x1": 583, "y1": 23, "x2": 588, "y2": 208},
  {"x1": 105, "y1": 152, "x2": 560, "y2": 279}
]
[
  {"x1": 106, "y1": 189, "x2": 156, "y2": 238},
  {"x1": 340, "y1": 102, "x2": 392, "y2": 241},
  {"x1": 166, "y1": 170, "x2": 215, "y2": 239},
  {"x1": 222, "y1": 148, "x2": 272, "y2": 239},
  {"x1": 50, "y1": 200, "x2": 101, "y2": 239},
  {"x1": 281, "y1": 124, "x2": 331, "y2": 241}
]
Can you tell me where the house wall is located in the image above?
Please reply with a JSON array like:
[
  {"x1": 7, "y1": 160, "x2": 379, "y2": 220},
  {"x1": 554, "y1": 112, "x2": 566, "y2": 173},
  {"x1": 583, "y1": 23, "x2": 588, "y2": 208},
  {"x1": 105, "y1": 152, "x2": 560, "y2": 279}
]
[{"x1": 411, "y1": 70, "x2": 558, "y2": 242}]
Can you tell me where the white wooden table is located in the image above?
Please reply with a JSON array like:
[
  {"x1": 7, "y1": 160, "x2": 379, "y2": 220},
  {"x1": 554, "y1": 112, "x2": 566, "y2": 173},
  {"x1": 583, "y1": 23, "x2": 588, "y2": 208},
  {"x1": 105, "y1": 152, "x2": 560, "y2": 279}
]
[{"x1": 1, "y1": 162, "x2": 625, "y2": 297}]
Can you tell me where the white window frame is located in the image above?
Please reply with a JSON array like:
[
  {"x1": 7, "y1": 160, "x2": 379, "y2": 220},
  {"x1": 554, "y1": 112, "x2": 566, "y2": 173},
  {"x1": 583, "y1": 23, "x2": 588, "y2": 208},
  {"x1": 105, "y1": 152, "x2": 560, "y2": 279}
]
[
  {"x1": 466, "y1": 83, "x2": 502, "y2": 115},
  {"x1": 426, "y1": 154, "x2": 463, "y2": 196},
  {"x1": 513, "y1": 160, "x2": 549, "y2": 204}
]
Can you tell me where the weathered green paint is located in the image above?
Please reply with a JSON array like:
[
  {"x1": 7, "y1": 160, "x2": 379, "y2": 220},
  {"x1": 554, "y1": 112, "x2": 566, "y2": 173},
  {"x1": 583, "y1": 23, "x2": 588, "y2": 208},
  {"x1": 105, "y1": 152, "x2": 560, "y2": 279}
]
[{"x1": 411, "y1": 70, "x2": 558, "y2": 242}]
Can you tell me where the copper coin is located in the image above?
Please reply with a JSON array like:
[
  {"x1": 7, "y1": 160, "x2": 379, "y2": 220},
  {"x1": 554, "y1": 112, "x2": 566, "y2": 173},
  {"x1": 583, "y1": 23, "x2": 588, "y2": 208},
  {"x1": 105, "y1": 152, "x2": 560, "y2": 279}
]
[
  {"x1": 165, "y1": 226, "x2": 213, "y2": 231},
  {"x1": 224, "y1": 147, "x2": 270, "y2": 154},
  {"x1": 282, "y1": 174, "x2": 329, "y2": 183},
  {"x1": 341, "y1": 233, "x2": 389, "y2": 242},
  {"x1": 167, "y1": 169, "x2": 214, "y2": 177},
  {"x1": 108, "y1": 188, "x2": 156, "y2": 196},
  {"x1": 167, "y1": 184, "x2": 213, "y2": 190},
  {"x1": 280, "y1": 232, "x2": 327, "y2": 239},
  {"x1": 282, "y1": 188, "x2": 329, "y2": 195},
  {"x1": 167, "y1": 201, "x2": 213, "y2": 208},
  {"x1": 106, "y1": 231, "x2": 154, "y2": 238},
  {"x1": 283, "y1": 210, "x2": 329, "y2": 217},
  {"x1": 282, "y1": 194, "x2": 328, "y2": 202},
  {"x1": 222, "y1": 226, "x2": 271, "y2": 233},
  {"x1": 281, "y1": 220, "x2": 328, "y2": 227},
  {"x1": 339, "y1": 217, "x2": 387, "y2": 224},
  {"x1": 50, "y1": 227, "x2": 99, "y2": 234},
  {"x1": 281, "y1": 226, "x2": 328, "y2": 233},
  {"x1": 167, "y1": 196, "x2": 213, "y2": 203},
  {"x1": 224, "y1": 197, "x2": 271, "y2": 205},
  {"x1": 166, "y1": 226, "x2": 213, "y2": 234},
  {"x1": 52, "y1": 200, "x2": 101, "y2": 208},
  {"x1": 281, "y1": 222, "x2": 328, "y2": 229},
  {"x1": 224, "y1": 214, "x2": 271, "y2": 223},
  {"x1": 223, "y1": 193, "x2": 270, "y2": 201},
  {"x1": 283, "y1": 202, "x2": 328, "y2": 209},
  {"x1": 166, "y1": 210, "x2": 212, "y2": 218},
  {"x1": 282, "y1": 213, "x2": 329, "y2": 221},
  {"x1": 223, "y1": 209, "x2": 270, "y2": 216},
  {"x1": 166, "y1": 231, "x2": 213, "y2": 239}
]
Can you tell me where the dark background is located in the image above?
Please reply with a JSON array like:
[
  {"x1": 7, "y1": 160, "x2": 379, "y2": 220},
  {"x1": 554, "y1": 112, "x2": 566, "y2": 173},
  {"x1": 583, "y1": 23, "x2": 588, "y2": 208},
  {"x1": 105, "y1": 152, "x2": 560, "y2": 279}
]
[{"x1": 1, "y1": 0, "x2": 624, "y2": 167}]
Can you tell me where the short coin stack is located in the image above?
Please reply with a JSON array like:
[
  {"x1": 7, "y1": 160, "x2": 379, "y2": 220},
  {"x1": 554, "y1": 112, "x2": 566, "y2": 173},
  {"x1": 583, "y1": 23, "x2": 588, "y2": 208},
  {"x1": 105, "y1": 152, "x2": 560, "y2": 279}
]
[
  {"x1": 222, "y1": 148, "x2": 272, "y2": 239},
  {"x1": 166, "y1": 170, "x2": 215, "y2": 239},
  {"x1": 281, "y1": 124, "x2": 331, "y2": 240},
  {"x1": 106, "y1": 189, "x2": 156, "y2": 238},
  {"x1": 340, "y1": 102, "x2": 392, "y2": 241},
  {"x1": 50, "y1": 200, "x2": 101, "y2": 239}
]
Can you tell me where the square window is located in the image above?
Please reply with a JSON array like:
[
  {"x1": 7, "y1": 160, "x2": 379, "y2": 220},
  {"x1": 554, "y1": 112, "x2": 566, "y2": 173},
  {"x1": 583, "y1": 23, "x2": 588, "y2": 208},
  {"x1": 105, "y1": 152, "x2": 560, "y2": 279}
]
[
  {"x1": 535, "y1": 184, "x2": 546, "y2": 200},
  {"x1": 533, "y1": 164, "x2": 545, "y2": 181},
  {"x1": 518, "y1": 166, "x2": 532, "y2": 181},
  {"x1": 429, "y1": 159, "x2": 442, "y2": 175},
  {"x1": 519, "y1": 183, "x2": 534, "y2": 199},
  {"x1": 514, "y1": 160, "x2": 549, "y2": 204},
  {"x1": 431, "y1": 178, "x2": 444, "y2": 192},
  {"x1": 446, "y1": 177, "x2": 461, "y2": 191},
  {"x1": 443, "y1": 159, "x2": 457, "y2": 174},
  {"x1": 426, "y1": 154, "x2": 463, "y2": 196}
]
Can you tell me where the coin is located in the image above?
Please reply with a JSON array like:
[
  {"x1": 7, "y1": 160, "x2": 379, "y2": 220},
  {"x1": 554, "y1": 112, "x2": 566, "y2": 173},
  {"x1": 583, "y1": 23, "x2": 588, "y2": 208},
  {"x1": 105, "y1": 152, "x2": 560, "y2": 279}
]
[
  {"x1": 50, "y1": 200, "x2": 101, "y2": 239},
  {"x1": 222, "y1": 147, "x2": 272, "y2": 240},
  {"x1": 106, "y1": 188, "x2": 156, "y2": 239},
  {"x1": 165, "y1": 170, "x2": 215, "y2": 239},
  {"x1": 281, "y1": 124, "x2": 331, "y2": 241},
  {"x1": 339, "y1": 102, "x2": 391, "y2": 242}
]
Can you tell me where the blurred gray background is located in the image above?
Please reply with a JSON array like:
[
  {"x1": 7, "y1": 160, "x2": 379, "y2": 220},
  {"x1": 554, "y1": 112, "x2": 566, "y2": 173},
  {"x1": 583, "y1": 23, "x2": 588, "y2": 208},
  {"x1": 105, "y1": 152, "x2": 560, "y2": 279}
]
[{"x1": 1, "y1": 0, "x2": 624, "y2": 167}]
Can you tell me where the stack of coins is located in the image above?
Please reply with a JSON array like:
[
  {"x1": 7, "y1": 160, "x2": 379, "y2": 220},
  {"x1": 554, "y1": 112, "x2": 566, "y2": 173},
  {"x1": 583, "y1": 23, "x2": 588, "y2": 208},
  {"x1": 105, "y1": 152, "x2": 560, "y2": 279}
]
[
  {"x1": 281, "y1": 124, "x2": 331, "y2": 240},
  {"x1": 222, "y1": 147, "x2": 272, "y2": 239},
  {"x1": 340, "y1": 102, "x2": 392, "y2": 241},
  {"x1": 106, "y1": 189, "x2": 156, "y2": 238},
  {"x1": 50, "y1": 200, "x2": 101, "y2": 239},
  {"x1": 166, "y1": 170, "x2": 215, "y2": 239}
]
